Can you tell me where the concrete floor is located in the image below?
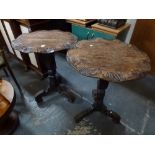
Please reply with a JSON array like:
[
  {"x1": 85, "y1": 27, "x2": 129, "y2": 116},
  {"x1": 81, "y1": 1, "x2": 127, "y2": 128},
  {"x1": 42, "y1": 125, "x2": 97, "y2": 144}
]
[{"x1": 1, "y1": 52, "x2": 155, "y2": 135}]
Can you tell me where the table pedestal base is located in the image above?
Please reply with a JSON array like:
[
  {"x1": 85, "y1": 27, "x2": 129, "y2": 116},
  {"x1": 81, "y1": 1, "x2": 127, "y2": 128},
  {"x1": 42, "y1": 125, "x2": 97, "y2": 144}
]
[
  {"x1": 35, "y1": 77, "x2": 76, "y2": 104},
  {"x1": 74, "y1": 79, "x2": 121, "y2": 123},
  {"x1": 34, "y1": 52, "x2": 76, "y2": 105},
  {"x1": 0, "y1": 111, "x2": 19, "y2": 135}
]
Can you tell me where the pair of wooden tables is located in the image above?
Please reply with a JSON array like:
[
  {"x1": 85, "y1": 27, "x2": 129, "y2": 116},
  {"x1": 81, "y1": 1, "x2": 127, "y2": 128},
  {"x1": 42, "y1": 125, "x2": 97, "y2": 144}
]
[{"x1": 12, "y1": 30, "x2": 151, "y2": 124}]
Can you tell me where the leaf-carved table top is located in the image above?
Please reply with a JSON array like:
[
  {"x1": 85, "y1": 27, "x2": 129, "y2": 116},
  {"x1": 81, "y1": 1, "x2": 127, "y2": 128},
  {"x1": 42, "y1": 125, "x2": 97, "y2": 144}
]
[
  {"x1": 12, "y1": 30, "x2": 77, "y2": 53},
  {"x1": 67, "y1": 38, "x2": 151, "y2": 82}
]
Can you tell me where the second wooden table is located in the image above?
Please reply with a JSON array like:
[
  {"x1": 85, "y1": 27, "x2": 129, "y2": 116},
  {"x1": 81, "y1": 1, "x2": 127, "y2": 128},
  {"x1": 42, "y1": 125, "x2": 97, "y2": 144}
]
[{"x1": 67, "y1": 38, "x2": 151, "y2": 123}]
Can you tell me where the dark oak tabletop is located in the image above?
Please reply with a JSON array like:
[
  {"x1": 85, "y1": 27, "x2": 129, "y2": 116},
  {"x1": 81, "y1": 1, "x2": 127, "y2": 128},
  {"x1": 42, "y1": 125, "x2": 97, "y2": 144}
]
[
  {"x1": 0, "y1": 80, "x2": 14, "y2": 118},
  {"x1": 12, "y1": 30, "x2": 77, "y2": 54},
  {"x1": 67, "y1": 38, "x2": 151, "y2": 82}
]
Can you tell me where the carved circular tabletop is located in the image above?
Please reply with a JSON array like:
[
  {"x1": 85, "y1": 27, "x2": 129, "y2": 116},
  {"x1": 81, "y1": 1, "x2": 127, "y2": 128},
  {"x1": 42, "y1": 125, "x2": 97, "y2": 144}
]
[
  {"x1": 0, "y1": 80, "x2": 14, "y2": 118},
  {"x1": 67, "y1": 38, "x2": 151, "y2": 82},
  {"x1": 12, "y1": 30, "x2": 77, "y2": 53}
]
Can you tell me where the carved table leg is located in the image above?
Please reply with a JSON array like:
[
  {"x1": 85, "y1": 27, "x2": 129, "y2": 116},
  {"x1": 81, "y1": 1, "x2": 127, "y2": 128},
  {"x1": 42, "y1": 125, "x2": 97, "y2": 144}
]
[
  {"x1": 35, "y1": 52, "x2": 76, "y2": 104},
  {"x1": 35, "y1": 52, "x2": 57, "y2": 103},
  {"x1": 75, "y1": 79, "x2": 121, "y2": 123}
]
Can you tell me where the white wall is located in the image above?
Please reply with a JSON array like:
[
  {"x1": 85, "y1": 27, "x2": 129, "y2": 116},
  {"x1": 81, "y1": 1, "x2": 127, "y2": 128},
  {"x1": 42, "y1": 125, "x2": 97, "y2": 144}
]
[
  {"x1": 125, "y1": 19, "x2": 137, "y2": 44},
  {"x1": 3, "y1": 21, "x2": 23, "y2": 60},
  {"x1": 0, "y1": 20, "x2": 14, "y2": 54},
  {"x1": 20, "y1": 25, "x2": 38, "y2": 68},
  {"x1": 0, "y1": 20, "x2": 38, "y2": 68}
]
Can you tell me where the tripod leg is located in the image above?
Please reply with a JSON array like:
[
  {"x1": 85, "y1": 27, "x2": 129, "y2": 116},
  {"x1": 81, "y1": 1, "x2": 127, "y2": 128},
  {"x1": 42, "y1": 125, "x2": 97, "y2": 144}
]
[
  {"x1": 34, "y1": 52, "x2": 58, "y2": 104},
  {"x1": 92, "y1": 79, "x2": 109, "y2": 110},
  {"x1": 93, "y1": 79, "x2": 121, "y2": 123}
]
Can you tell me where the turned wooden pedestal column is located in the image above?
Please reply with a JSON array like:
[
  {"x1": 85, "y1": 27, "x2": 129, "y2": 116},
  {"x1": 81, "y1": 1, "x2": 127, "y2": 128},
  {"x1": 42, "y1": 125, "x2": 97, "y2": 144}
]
[{"x1": 67, "y1": 38, "x2": 151, "y2": 123}]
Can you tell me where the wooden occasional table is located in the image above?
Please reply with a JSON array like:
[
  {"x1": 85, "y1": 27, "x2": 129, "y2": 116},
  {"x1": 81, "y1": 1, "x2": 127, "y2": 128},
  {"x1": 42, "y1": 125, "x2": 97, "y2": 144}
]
[
  {"x1": 67, "y1": 38, "x2": 151, "y2": 123},
  {"x1": 12, "y1": 30, "x2": 77, "y2": 104},
  {"x1": 0, "y1": 79, "x2": 19, "y2": 134}
]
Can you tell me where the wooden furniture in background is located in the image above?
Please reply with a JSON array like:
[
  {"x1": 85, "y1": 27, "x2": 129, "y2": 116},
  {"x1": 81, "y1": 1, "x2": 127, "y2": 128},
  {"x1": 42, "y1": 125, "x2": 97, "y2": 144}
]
[
  {"x1": 91, "y1": 23, "x2": 130, "y2": 37},
  {"x1": 67, "y1": 38, "x2": 151, "y2": 123},
  {"x1": 131, "y1": 19, "x2": 155, "y2": 74},
  {"x1": 15, "y1": 19, "x2": 71, "y2": 32},
  {"x1": 97, "y1": 19, "x2": 127, "y2": 29},
  {"x1": 66, "y1": 19, "x2": 97, "y2": 27},
  {"x1": 66, "y1": 19, "x2": 130, "y2": 41},
  {"x1": 0, "y1": 80, "x2": 19, "y2": 134}
]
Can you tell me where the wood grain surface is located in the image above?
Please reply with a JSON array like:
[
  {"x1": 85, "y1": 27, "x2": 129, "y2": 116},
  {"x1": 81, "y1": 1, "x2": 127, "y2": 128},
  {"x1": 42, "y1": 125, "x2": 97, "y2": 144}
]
[
  {"x1": 12, "y1": 30, "x2": 77, "y2": 53},
  {"x1": 67, "y1": 38, "x2": 151, "y2": 82},
  {"x1": 0, "y1": 80, "x2": 14, "y2": 117}
]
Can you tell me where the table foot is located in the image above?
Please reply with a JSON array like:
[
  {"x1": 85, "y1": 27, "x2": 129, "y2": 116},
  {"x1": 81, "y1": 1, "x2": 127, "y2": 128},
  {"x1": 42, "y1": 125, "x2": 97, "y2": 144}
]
[
  {"x1": 100, "y1": 108, "x2": 121, "y2": 123},
  {"x1": 35, "y1": 82, "x2": 76, "y2": 104},
  {"x1": 35, "y1": 90, "x2": 47, "y2": 103},
  {"x1": 0, "y1": 111, "x2": 19, "y2": 135},
  {"x1": 34, "y1": 52, "x2": 76, "y2": 105},
  {"x1": 74, "y1": 105, "x2": 120, "y2": 124},
  {"x1": 74, "y1": 79, "x2": 121, "y2": 124},
  {"x1": 35, "y1": 85, "x2": 57, "y2": 104}
]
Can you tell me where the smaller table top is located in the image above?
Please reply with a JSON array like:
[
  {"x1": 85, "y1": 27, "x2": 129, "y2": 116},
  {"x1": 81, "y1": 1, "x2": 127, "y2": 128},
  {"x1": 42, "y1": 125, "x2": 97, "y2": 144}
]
[
  {"x1": 67, "y1": 38, "x2": 151, "y2": 82},
  {"x1": 0, "y1": 80, "x2": 14, "y2": 118},
  {"x1": 12, "y1": 30, "x2": 77, "y2": 54}
]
